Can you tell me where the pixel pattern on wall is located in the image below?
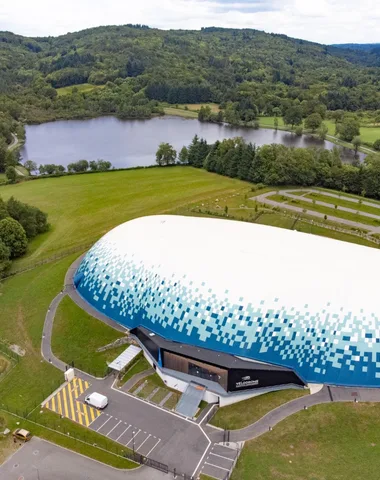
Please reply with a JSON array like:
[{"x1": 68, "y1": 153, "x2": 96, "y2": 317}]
[{"x1": 74, "y1": 215, "x2": 380, "y2": 387}]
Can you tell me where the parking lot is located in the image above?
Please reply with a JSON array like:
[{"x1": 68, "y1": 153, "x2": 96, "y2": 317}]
[
  {"x1": 89, "y1": 413, "x2": 162, "y2": 457},
  {"x1": 200, "y1": 443, "x2": 239, "y2": 480}
]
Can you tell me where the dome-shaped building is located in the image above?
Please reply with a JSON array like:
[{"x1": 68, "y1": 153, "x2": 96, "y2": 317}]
[{"x1": 74, "y1": 215, "x2": 380, "y2": 404}]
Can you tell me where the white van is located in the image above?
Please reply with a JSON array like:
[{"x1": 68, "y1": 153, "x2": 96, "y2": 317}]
[{"x1": 85, "y1": 392, "x2": 108, "y2": 409}]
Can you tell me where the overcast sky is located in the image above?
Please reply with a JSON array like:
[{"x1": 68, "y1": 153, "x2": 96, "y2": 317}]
[{"x1": 0, "y1": 0, "x2": 379, "y2": 44}]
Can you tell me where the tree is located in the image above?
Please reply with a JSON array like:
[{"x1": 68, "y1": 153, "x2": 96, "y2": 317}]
[
  {"x1": 0, "y1": 217, "x2": 28, "y2": 258},
  {"x1": 89, "y1": 161, "x2": 98, "y2": 171},
  {"x1": 178, "y1": 146, "x2": 189, "y2": 164},
  {"x1": 317, "y1": 123, "x2": 329, "y2": 140},
  {"x1": 337, "y1": 118, "x2": 360, "y2": 142},
  {"x1": 67, "y1": 160, "x2": 89, "y2": 173},
  {"x1": 295, "y1": 126, "x2": 303, "y2": 136},
  {"x1": 24, "y1": 160, "x2": 37, "y2": 174},
  {"x1": 283, "y1": 106, "x2": 303, "y2": 129},
  {"x1": 305, "y1": 113, "x2": 322, "y2": 132},
  {"x1": 331, "y1": 110, "x2": 345, "y2": 124},
  {"x1": 0, "y1": 240, "x2": 11, "y2": 278},
  {"x1": 155, "y1": 143, "x2": 177, "y2": 166},
  {"x1": 373, "y1": 139, "x2": 380, "y2": 151},
  {"x1": 97, "y1": 160, "x2": 112, "y2": 171},
  {"x1": 274, "y1": 117, "x2": 278, "y2": 131},
  {"x1": 5, "y1": 166, "x2": 17, "y2": 183},
  {"x1": 352, "y1": 136, "x2": 361, "y2": 154}
]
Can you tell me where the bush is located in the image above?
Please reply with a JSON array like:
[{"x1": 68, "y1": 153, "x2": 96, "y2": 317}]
[
  {"x1": 373, "y1": 139, "x2": 380, "y2": 151},
  {"x1": 5, "y1": 166, "x2": 17, "y2": 183},
  {"x1": 0, "y1": 217, "x2": 28, "y2": 258},
  {"x1": 6, "y1": 196, "x2": 49, "y2": 239}
]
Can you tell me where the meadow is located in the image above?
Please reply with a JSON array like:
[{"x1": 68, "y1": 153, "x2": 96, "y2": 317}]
[{"x1": 56, "y1": 83, "x2": 104, "y2": 96}]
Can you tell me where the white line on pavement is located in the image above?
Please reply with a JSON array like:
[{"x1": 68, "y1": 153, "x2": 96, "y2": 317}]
[
  {"x1": 116, "y1": 425, "x2": 131, "y2": 441},
  {"x1": 126, "y1": 429, "x2": 141, "y2": 446},
  {"x1": 106, "y1": 420, "x2": 121, "y2": 437},
  {"x1": 210, "y1": 452, "x2": 235, "y2": 462},
  {"x1": 205, "y1": 462, "x2": 230, "y2": 472},
  {"x1": 145, "y1": 438, "x2": 161, "y2": 457},
  {"x1": 136, "y1": 434, "x2": 151, "y2": 451},
  {"x1": 96, "y1": 416, "x2": 112, "y2": 432}
]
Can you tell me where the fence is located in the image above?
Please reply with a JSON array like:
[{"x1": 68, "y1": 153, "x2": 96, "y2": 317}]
[{"x1": 2, "y1": 242, "x2": 92, "y2": 281}]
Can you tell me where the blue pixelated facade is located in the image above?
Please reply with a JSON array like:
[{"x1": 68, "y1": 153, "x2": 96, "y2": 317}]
[{"x1": 74, "y1": 215, "x2": 380, "y2": 388}]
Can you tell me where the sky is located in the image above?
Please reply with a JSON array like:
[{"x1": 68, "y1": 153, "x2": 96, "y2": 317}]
[{"x1": 0, "y1": 0, "x2": 379, "y2": 45}]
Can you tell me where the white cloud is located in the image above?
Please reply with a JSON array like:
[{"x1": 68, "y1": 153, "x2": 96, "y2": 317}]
[{"x1": 0, "y1": 0, "x2": 379, "y2": 44}]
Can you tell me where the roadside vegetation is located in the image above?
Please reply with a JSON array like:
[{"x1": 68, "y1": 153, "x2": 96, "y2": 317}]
[
  {"x1": 211, "y1": 389, "x2": 309, "y2": 430},
  {"x1": 119, "y1": 356, "x2": 151, "y2": 386}
]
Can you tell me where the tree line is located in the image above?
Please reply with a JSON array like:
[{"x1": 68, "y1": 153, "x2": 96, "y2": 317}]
[
  {"x1": 156, "y1": 136, "x2": 380, "y2": 200},
  {"x1": 0, "y1": 196, "x2": 49, "y2": 277}
]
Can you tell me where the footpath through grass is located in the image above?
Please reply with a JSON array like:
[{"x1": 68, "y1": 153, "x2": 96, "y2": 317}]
[
  {"x1": 53, "y1": 296, "x2": 126, "y2": 377},
  {"x1": 211, "y1": 389, "x2": 308, "y2": 430},
  {"x1": 232, "y1": 402, "x2": 380, "y2": 480}
]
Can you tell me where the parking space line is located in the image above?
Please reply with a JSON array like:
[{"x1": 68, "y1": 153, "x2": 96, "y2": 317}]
[
  {"x1": 96, "y1": 416, "x2": 113, "y2": 432},
  {"x1": 205, "y1": 462, "x2": 229, "y2": 472},
  {"x1": 126, "y1": 429, "x2": 141, "y2": 447},
  {"x1": 89, "y1": 404, "x2": 95, "y2": 423},
  {"x1": 210, "y1": 452, "x2": 234, "y2": 462},
  {"x1": 106, "y1": 420, "x2": 121, "y2": 437},
  {"x1": 81, "y1": 402, "x2": 90, "y2": 426},
  {"x1": 116, "y1": 425, "x2": 131, "y2": 441},
  {"x1": 146, "y1": 438, "x2": 161, "y2": 457},
  {"x1": 67, "y1": 382, "x2": 77, "y2": 423},
  {"x1": 136, "y1": 434, "x2": 151, "y2": 451},
  {"x1": 57, "y1": 389, "x2": 62, "y2": 416}
]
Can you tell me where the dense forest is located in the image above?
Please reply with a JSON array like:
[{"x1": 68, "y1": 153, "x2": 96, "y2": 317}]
[
  {"x1": 176, "y1": 135, "x2": 380, "y2": 200},
  {"x1": 1, "y1": 24, "x2": 380, "y2": 146}
]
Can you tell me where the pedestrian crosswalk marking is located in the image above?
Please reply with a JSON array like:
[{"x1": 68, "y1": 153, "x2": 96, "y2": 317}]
[{"x1": 45, "y1": 377, "x2": 102, "y2": 427}]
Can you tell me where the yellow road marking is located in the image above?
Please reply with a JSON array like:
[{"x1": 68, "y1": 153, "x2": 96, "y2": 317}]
[
  {"x1": 62, "y1": 385, "x2": 69, "y2": 418},
  {"x1": 78, "y1": 378, "x2": 84, "y2": 395},
  {"x1": 57, "y1": 390, "x2": 62, "y2": 415},
  {"x1": 76, "y1": 401, "x2": 85, "y2": 426},
  {"x1": 82, "y1": 402, "x2": 90, "y2": 426},
  {"x1": 51, "y1": 395, "x2": 56, "y2": 412},
  {"x1": 45, "y1": 400, "x2": 50, "y2": 410},
  {"x1": 84, "y1": 380, "x2": 89, "y2": 390},
  {"x1": 67, "y1": 383, "x2": 77, "y2": 423}
]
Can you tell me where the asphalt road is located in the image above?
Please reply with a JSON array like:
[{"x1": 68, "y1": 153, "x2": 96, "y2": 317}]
[{"x1": 0, "y1": 437, "x2": 167, "y2": 480}]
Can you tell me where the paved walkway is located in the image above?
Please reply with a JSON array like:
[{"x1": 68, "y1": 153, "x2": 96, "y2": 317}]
[
  {"x1": 0, "y1": 437, "x2": 167, "y2": 480},
  {"x1": 121, "y1": 368, "x2": 155, "y2": 392},
  {"x1": 254, "y1": 190, "x2": 380, "y2": 234}
]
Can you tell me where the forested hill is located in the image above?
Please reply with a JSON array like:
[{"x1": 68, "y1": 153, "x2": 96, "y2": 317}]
[
  {"x1": 333, "y1": 43, "x2": 380, "y2": 52},
  {"x1": 1, "y1": 24, "x2": 380, "y2": 130}
]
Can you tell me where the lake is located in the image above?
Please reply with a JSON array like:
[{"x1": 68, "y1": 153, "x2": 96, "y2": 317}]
[{"x1": 21, "y1": 115, "x2": 364, "y2": 168}]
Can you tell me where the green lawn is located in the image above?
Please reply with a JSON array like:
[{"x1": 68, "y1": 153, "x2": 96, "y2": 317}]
[
  {"x1": 52, "y1": 296, "x2": 126, "y2": 377},
  {"x1": 119, "y1": 356, "x2": 151, "y2": 386},
  {"x1": 304, "y1": 191, "x2": 380, "y2": 216},
  {"x1": 295, "y1": 221, "x2": 377, "y2": 247},
  {"x1": 0, "y1": 167, "x2": 247, "y2": 269},
  {"x1": 267, "y1": 194, "x2": 380, "y2": 227},
  {"x1": 56, "y1": 83, "x2": 104, "y2": 96},
  {"x1": 2, "y1": 410, "x2": 136, "y2": 469},
  {"x1": 257, "y1": 116, "x2": 286, "y2": 129},
  {"x1": 255, "y1": 212, "x2": 295, "y2": 229},
  {"x1": 211, "y1": 389, "x2": 308, "y2": 430},
  {"x1": 231, "y1": 403, "x2": 380, "y2": 480},
  {"x1": 163, "y1": 107, "x2": 198, "y2": 118},
  {"x1": 0, "y1": 254, "x2": 79, "y2": 413}
]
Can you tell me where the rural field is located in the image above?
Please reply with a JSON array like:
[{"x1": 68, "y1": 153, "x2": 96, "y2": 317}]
[
  {"x1": 56, "y1": 83, "x2": 105, "y2": 96},
  {"x1": 231, "y1": 402, "x2": 380, "y2": 480}
]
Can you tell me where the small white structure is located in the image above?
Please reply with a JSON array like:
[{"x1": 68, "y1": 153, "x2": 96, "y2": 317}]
[
  {"x1": 108, "y1": 345, "x2": 142, "y2": 371},
  {"x1": 64, "y1": 368, "x2": 75, "y2": 382}
]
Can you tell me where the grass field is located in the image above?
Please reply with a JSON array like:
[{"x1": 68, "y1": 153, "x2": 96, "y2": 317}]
[
  {"x1": 1, "y1": 410, "x2": 135, "y2": 469},
  {"x1": 56, "y1": 83, "x2": 104, "y2": 96},
  {"x1": 231, "y1": 402, "x2": 380, "y2": 480},
  {"x1": 52, "y1": 296, "x2": 126, "y2": 377},
  {"x1": 0, "y1": 254, "x2": 79, "y2": 412},
  {"x1": 0, "y1": 168, "x2": 247, "y2": 269},
  {"x1": 211, "y1": 389, "x2": 308, "y2": 430},
  {"x1": 267, "y1": 194, "x2": 380, "y2": 227},
  {"x1": 303, "y1": 191, "x2": 380, "y2": 216}
]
